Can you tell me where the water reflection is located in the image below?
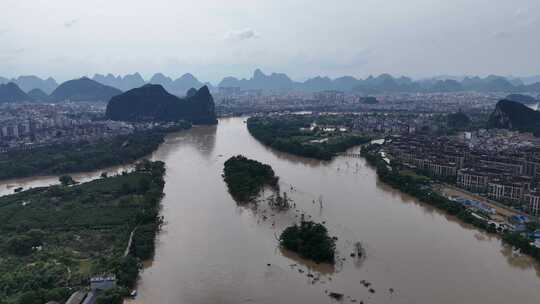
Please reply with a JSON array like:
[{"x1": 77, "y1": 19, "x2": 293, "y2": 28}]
[
  {"x1": 278, "y1": 248, "x2": 336, "y2": 275},
  {"x1": 152, "y1": 125, "x2": 217, "y2": 161},
  {"x1": 500, "y1": 245, "x2": 540, "y2": 274},
  {"x1": 255, "y1": 142, "x2": 328, "y2": 168}
]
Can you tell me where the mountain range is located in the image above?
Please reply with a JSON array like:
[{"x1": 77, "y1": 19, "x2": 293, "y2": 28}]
[
  {"x1": 2, "y1": 71, "x2": 540, "y2": 95},
  {"x1": 215, "y1": 70, "x2": 540, "y2": 94},
  {"x1": 48, "y1": 77, "x2": 122, "y2": 102},
  {"x1": 106, "y1": 84, "x2": 217, "y2": 124},
  {"x1": 0, "y1": 76, "x2": 58, "y2": 94},
  {"x1": 92, "y1": 73, "x2": 146, "y2": 92},
  {"x1": 147, "y1": 73, "x2": 209, "y2": 96}
]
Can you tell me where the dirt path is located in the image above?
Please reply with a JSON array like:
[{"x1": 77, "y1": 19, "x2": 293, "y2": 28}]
[
  {"x1": 438, "y1": 184, "x2": 524, "y2": 218},
  {"x1": 124, "y1": 227, "x2": 137, "y2": 257}
]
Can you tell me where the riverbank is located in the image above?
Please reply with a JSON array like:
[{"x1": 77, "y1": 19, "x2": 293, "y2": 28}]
[
  {"x1": 247, "y1": 115, "x2": 371, "y2": 160},
  {"x1": 361, "y1": 143, "x2": 540, "y2": 263},
  {"x1": 0, "y1": 121, "x2": 190, "y2": 181},
  {"x1": 0, "y1": 160, "x2": 166, "y2": 303}
]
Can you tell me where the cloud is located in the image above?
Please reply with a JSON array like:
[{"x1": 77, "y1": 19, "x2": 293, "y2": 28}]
[
  {"x1": 64, "y1": 19, "x2": 79, "y2": 28},
  {"x1": 0, "y1": 48, "x2": 24, "y2": 55},
  {"x1": 224, "y1": 28, "x2": 260, "y2": 42},
  {"x1": 493, "y1": 31, "x2": 512, "y2": 39}
]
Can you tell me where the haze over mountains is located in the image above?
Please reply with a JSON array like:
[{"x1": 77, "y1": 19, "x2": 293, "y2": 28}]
[
  {"x1": 2, "y1": 70, "x2": 540, "y2": 103},
  {"x1": 93, "y1": 73, "x2": 146, "y2": 92},
  {"x1": 48, "y1": 77, "x2": 122, "y2": 102},
  {"x1": 26, "y1": 88, "x2": 49, "y2": 102},
  {"x1": 220, "y1": 71, "x2": 540, "y2": 94},
  {"x1": 0, "y1": 76, "x2": 58, "y2": 95},
  {"x1": 0, "y1": 83, "x2": 32, "y2": 103},
  {"x1": 0, "y1": 78, "x2": 122, "y2": 103}
]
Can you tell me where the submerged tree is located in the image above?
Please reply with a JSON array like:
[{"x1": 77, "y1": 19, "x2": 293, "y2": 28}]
[
  {"x1": 58, "y1": 175, "x2": 76, "y2": 186},
  {"x1": 280, "y1": 220, "x2": 336, "y2": 263}
]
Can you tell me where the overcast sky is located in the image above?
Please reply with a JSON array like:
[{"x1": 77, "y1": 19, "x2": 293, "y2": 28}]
[{"x1": 1, "y1": 0, "x2": 539, "y2": 82}]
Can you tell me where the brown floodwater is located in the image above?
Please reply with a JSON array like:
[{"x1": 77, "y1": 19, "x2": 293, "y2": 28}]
[
  {"x1": 2, "y1": 117, "x2": 540, "y2": 303},
  {"x1": 0, "y1": 163, "x2": 135, "y2": 197}
]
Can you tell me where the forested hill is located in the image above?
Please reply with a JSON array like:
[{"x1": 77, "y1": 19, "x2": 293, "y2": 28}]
[
  {"x1": 488, "y1": 99, "x2": 540, "y2": 136},
  {"x1": 48, "y1": 77, "x2": 122, "y2": 102},
  {"x1": 0, "y1": 82, "x2": 31, "y2": 103},
  {"x1": 106, "y1": 84, "x2": 217, "y2": 124}
]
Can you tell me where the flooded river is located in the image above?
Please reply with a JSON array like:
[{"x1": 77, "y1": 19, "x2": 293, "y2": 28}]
[{"x1": 3, "y1": 117, "x2": 540, "y2": 303}]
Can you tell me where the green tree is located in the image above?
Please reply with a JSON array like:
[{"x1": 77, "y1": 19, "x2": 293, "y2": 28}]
[
  {"x1": 18, "y1": 291, "x2": 41, "y2": 304},
  {"x1": 6, "y1": 235, "x2": 36, "y2": 256},
  {"x1": 59, "y1": 175, "x2": 76, "y2": 186}
]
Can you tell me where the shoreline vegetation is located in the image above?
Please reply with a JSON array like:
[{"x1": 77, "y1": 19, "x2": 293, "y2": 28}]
[
  {"x1": 0, "y1": 121, "x2": 191, "y2": 181},
  {"x1": 222, "y1": 155, "x2": 279, "y2": 203},
  {"x1": 0, "y1": 160, "x2": 166, "y2": 304},
  {"x1": 247, "y1": 115, "x2": 371, "y2": 160},
  {"x1": 280, "y1": 220, "x2": 336, "y2": 264},
  {"x1": 361, "y1": 144, "x2": 540, "y2": 263}
]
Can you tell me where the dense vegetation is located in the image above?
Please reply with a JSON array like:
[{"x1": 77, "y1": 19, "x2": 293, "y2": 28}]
[
  {"x1": 361, "y1": 144, "x2": 540, "y2": 263},
  {"x1": 106, "y1": 85, "x2": 217, "y2": 124},
  {"x1": 0, "y1": 122, "x2": 190, "y2": 181},
  {"x1": 446, "y1": 111, "x2": 471, "y2": 130},
  {"x1": 247, "y1": 115, "x2": 371, "y2": 160},
  {"x1": 280, "y1": 220, "x2": 336, "y2": 264},
  {"x1": 223, "y1": 155, "x2": 279, "y2": 202},
  {"x1": 0, "y1": 160, "x2": 166, "y2": 304}
]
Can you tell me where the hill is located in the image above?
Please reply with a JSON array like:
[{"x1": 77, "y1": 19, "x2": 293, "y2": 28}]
[
  {"x1": 147, "y1": 73, "x2": 208, "y2": 96},
  {"x1": 218, "y1": 69, "x2": 295, "y2": 91},
  {"x1": 92, "y1": 73, "x2": 146, "y2": 91},
  {"x1": 27, "y1": 88, "x2": 49, "y2": 101},
  {"x1": 488, "y1": 99, "x2": 540, "y2": 135},
  {"x1": 106, "y1": 84, "x2": 217, "y2": 124},
  {"x1": 505, "y1": 94, "x2": 536, "y2": 104},
  {"x1": 49, "y1": 77, "x2": 122, "y2": 102},
  {"x1": 12, "y1": 75, "x2": 58, "y2": 94},
  {"x1": 0, "y1": 83, "x2": 31, "y2": 103}
]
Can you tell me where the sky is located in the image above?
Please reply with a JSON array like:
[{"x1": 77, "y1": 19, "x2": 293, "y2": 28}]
[{"x1": 1, "y1": 0, "x2": 539, "y2": 83}]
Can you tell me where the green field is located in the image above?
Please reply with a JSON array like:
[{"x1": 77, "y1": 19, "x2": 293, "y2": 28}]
[{"x1": 0, "y1": 160, "x2": 166, "y2": 304}]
